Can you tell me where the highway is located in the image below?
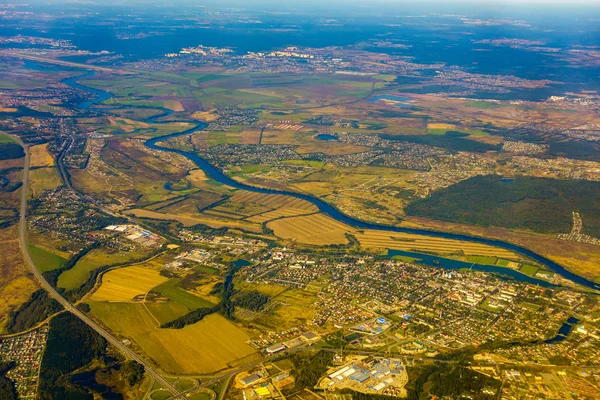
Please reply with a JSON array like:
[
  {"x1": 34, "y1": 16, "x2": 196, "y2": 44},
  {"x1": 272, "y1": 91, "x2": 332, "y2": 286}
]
[
  {"x1": 0, "y1": 50, "x2": 116, "y2": 73},
  {"x1": 13, "y1": 135, "x2": 180, "y2": 396}
]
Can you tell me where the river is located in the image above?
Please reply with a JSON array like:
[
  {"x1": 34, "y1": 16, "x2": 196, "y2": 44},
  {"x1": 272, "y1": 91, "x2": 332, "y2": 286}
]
[{"x1": 52, "y1": 65, "x2": 600, "y2": 291}]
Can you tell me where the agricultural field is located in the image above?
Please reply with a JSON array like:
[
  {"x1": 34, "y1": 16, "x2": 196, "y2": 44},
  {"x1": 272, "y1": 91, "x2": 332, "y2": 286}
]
[
  {"x1": 229, "y1": 191, "x2": 316, "y2": 212},
  {"x1": 29, "y1": 143, "x2": 55, "y2": 167},
  {"x1": 28, "y1": 167, "x2": 62, "y2": 197},
  {"x1": 88, "y1": 302, "x2": 258, "y2": 374},
  {"x1": 127, "y1": 208, "x2": 263, "y2": 233},
  {"x1": 70, "y1": 136, "x2": 198, "y2": 205},
  {"x1": 144, "y1": 302, "x2": 190, "y2": 326},
  {"x1": 27, "y1": 244, "x2": 68, "y2": 273},
  {"x1": 145, "y1": 190, "x2": 225, "y2": 213},
  {"x1": 355, "y1": 230, "x2": 520, "y2": 259},
  {"x1": 89, "y1": 266, "x2": 168, "y2": 302},
  {"x1": 131, "y1": 189, "x2": 323, "y2": 234},
  {"x1": 256, "y1": 288, "x2": 318, "y2": 331},
  {"x1": 222, "y1": 190, "x2": 318, "y2": 223},
  {"x1": 520, "y1": 264, "x2": 539, "y2": 277},
  {"x1": 0, "y1": 226, "x2": 39, "y2": 332},
  {"x1": 267, "y1": 213, "x2": 354, "y2": 245},
  {"x1": 57, "y1": 247, "x2": 152, "y2": 291},
  {"x1": 234, "y1": 282, "x2": 318, "y2": 331},
  {"x1": 152, "y1": 278, "x2": 216, "y2": 310}
]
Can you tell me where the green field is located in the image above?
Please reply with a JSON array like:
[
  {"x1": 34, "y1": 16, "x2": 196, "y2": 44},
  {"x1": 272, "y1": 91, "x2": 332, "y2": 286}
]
[
  {"x1": 153, "y1": 279, "x2": 216, "y2": 310},
  {"x1": 188, "y1": 392, "x2": 214, "y2": 400},
  {"x1": 284, "y1": 159, "x2": 326, "y2": 168},
  {"x1": 521, "y1": 302, "x2": 542, "y2": 312},
  {"x1": 144, "y1": 302, "x2": 189, "y2": 326},
  {"x1": 28, "y1": 244, "x2": 68, "y2": 272},
  {"x1": 466, "y1": 255, "x2": 498, "y2": 266},
  {"x1": 150, "y1": 391, "x2": 172, "y2": 400},
  {"x1": 57, "y1": 248, "x2": 149, "y2": 290},
  {"x1": 0, "y1": 133, "x2": 16, "y2": 143},
  {"x1": 496, "y1": 259, "x2": 512, "y2": 267},
  {"x1": 29, "y1": 167, "x2": 62, "y2": 197},
  {"x1": 175, "y1": 379, "x2": 196, "y2": 391},
  {"x1": 392, "y1": 255, "x2": 422, "y2": 263},
  {"x1": 195, "y1": 265, "x2": 219, "y2": 275},
  {"x1": 520, "y1": 264, "x2": 539, "y2": 277}
]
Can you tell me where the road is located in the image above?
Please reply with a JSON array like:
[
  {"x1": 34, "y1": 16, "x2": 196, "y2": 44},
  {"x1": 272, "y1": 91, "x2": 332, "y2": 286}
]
[
  {"x1": 0, "y1": 50, "x2": 116, "y2": 73},
  {"x1": 13, "y1": 135, "x2": 180, "y2": 396}
]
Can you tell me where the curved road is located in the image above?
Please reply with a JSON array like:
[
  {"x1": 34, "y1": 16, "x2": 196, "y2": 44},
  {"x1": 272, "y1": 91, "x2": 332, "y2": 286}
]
[{"x1": 13, "y1": 135, "x2": 180, "y2": 396}]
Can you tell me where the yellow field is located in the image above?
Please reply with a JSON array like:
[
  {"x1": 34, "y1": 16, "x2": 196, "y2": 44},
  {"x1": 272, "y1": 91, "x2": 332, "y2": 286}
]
[
  {"x1": 163, "y1": 100, "x2": 185, "y2": 112},
  {"x1": 90, "y1": 266, "x2": 168, "y2": 302},
  {"x1": 0, "y1": 276, "x2": 39, "y2": 332},
  {"x1": 355, "y1": 230, "x2": 519, "y2": 258},
  {"x1": 192, "y1": 110, "x2": 221, "y2": 122},
  {"x1": 107, "y1": 117, "x2": 150, "y2": 133},
  {"x1": 267, "y1": 213, "x2": 354, "y2": 245},
  {"x1": 246, "y1": 207, "x2": 316, "y2": 223},
  {"x1": 428, "y1": 123, "x2": 456, "y2": 130},
  {"x1": 127, "y1": 208, "x2": 262, "y2": 232},
  {"x1": 187, "y1": 169, "x2": 208, "y2": 186},
  {"x1": 89, "y1": 302, "x2": 258, "y2": 374},
  {"x1": 0, "y1": 225, "x2": 39, "y2": 332},
  {"x1": 29, "y1": 143, "x2": 55, "y2": 167}
]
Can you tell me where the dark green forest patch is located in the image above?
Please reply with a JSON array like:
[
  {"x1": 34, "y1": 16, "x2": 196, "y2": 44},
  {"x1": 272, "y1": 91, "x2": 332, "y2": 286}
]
[{"x1": 406, "y1": 175, "x2": 600, "y2": 236}]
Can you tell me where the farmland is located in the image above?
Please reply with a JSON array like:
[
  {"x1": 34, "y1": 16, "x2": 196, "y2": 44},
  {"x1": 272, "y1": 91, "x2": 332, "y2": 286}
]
[
  {"x1": 57, "y1": 247, "x2": 152, "y2": 291},
  {"x1": 27, "y1": 244, "x2": 68, "y2": 273},
  {"x1": 0, "y1": 226, "x2": 39, "y2": 333},
  {"x1": 89, "y1": 266, "x2": 168, "y2": 302},
  {"x1": 29, "y1": 143, "x2": 55, "y2": 167},
  {"x1": 152, "y1": 278, "x2": 216, "y2": 310},
  {"x1": 127, "y1": 208, "x2": 263, "y2": 233},
  {"x1": 88, "y1": 302, "x2": 258, "y2": 374},
  {"x1": 28, "y1": 167, "x2": 62, "y2": 197},
  {"x1": 355, "y1": 229, "x2": 521, "y2": 259},
  {"x1": 267, "y1": 213, "x2": 354, "y2": 245},
  {"x1": 229, "y1": 191, "x2": 317, "y2": 213},
  {"x1": 130, "y1": 189, "x2": 321, "y2": 234}
]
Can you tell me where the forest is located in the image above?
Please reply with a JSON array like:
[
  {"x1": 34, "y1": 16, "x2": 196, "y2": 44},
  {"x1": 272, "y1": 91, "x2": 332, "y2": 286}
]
[
  {"x1": 0, "y1": 143, "x2": 24, "y2": 160},
  {"x1": 38, "y1": 313, "x2": 107, "y2": 400},
  {"x1": 288, "y1": 351, "x2": 333, "y2": 389},
  {"x1": 406, "y1": 175, "x2": 600, "y2": 236},
  {"x1": 5, "y1": 290, "x2": 62, "y2": 334},
  {"x1": 0, "y1": 361, "x2": 17, "y2": 400},
  {"x1": 404, "y1": 364, "x2": 501, "y2": 400},
  {"x1": 233, "y1": 291, "x2": 270, "y2": 311}
]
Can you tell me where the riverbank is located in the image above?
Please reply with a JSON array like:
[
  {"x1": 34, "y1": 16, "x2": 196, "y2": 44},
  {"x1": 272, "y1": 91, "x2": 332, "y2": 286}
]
[{"x1": 53, "y1": 62, "x2": 600, "y2": 292}]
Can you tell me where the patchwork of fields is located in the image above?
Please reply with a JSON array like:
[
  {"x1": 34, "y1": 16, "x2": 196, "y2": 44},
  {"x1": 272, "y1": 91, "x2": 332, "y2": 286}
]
[{"x1": 355, "y1": 230, "x2": 520, "y2": 259}]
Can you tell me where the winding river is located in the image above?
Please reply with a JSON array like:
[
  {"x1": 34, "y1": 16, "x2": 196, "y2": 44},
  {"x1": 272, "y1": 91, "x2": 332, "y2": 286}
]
[{"x1": 59, "y1": 69, "x2": 600, "y2": 291}]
